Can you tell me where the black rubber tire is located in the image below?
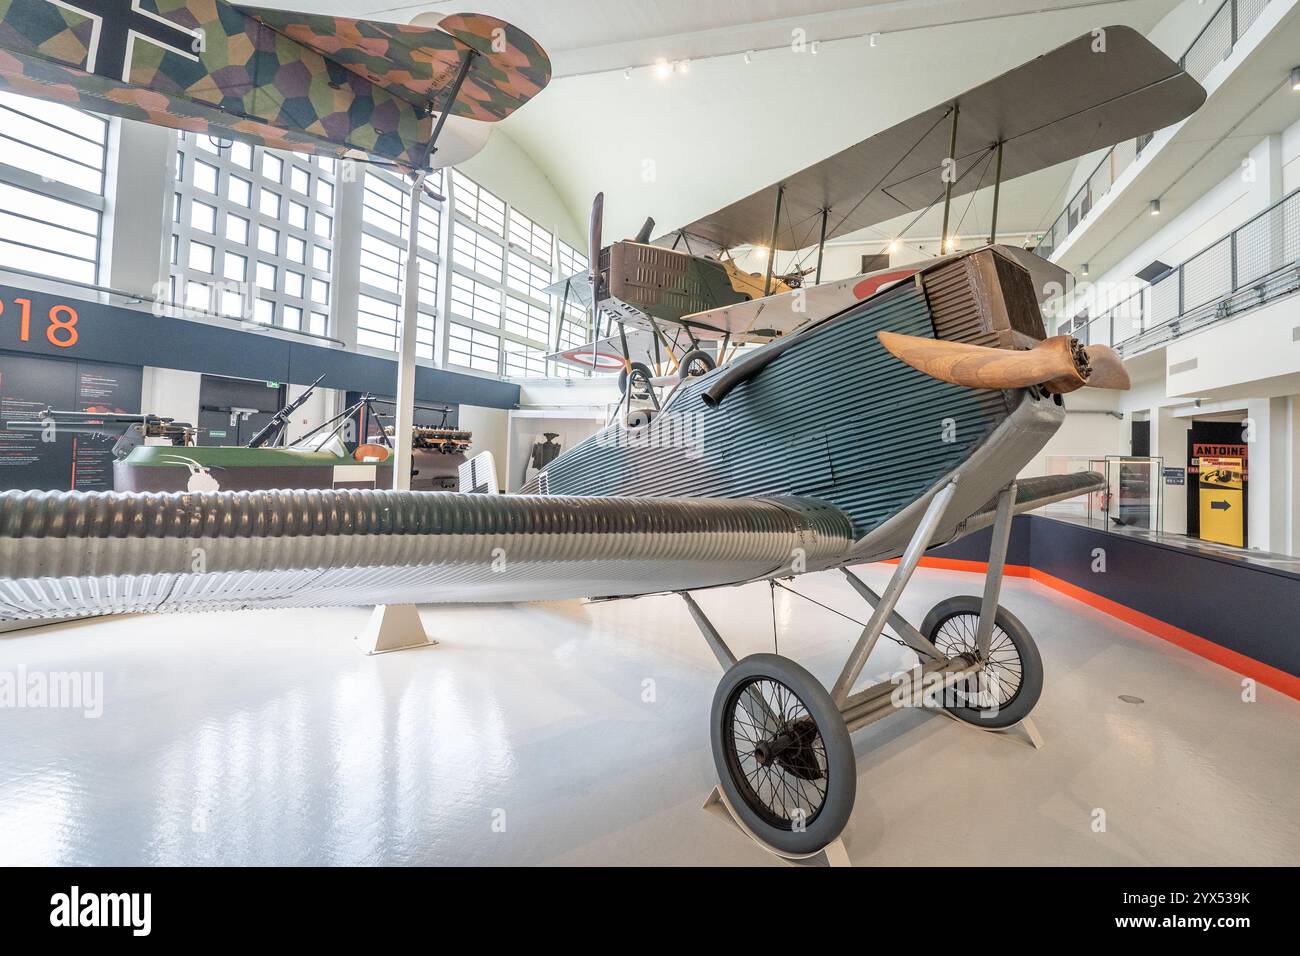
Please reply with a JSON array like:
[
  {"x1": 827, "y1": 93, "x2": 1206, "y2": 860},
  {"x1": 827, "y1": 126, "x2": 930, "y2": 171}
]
[
  {"x1": 678, "y1": 348, "x2": 716, "y2": 380},
  {"x1": 710, "y1": 654, "x2": 855, "y2": 857},
  {"x1": 617, "y1": 361, "x2": 653, "y2": 395},
  {"x1": 919, "y1": 596, "x2": 1043, "y2": 729}
]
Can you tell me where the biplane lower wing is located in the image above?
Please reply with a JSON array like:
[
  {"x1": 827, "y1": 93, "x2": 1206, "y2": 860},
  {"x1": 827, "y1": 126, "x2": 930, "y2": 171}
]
[
  {"x1": 0, "y1": 491, "x2": 855, "y2": 618},
  {"x1": 546, "y1": 327, "x2": 696, "y2": 372}
]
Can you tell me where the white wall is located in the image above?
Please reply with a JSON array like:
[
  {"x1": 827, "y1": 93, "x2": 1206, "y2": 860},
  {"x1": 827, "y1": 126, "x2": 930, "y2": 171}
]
[
  {"x1": 458, "y1": 404, "x2": 511, "y2": 490},
  {"x1": 282, "y1": 383, "x2": 337, "y2": 444},
  {"x1": 141, "y1": 367, "x2": 201, "y2": 426},
  {"x1": 1020, "y1": 390, "x2": 1126, "y2": 479},
  {"x1": 506, "y1": 413, "x2": 604, "y2": 492}
]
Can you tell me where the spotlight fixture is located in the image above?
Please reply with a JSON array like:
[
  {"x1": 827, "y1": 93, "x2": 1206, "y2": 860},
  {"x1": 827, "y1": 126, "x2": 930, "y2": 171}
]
[
  {"x1": 1149, "y1": 199, "x2": 1161, "y2": 216},
  {"x1": 744, "y1": 50, "x2": 754, "y2": 64},
  {"x1": 678, "y1": 59, "x2": 690, "y2": 73},
  {"x1": 810, "y1": 40, "x2": 820, "y2": 55},
  {"x1": 653, "y1": 59, "x2": 672, "y2": 79},
  {"x1": 1081, "y1": 263, "x2": 1089, "y2": 277},
  {"x1": 1292, "y1": 66, "x2": 1300, "y2": 90},
  {"x1": 751, "y1": 245, "x2": 768, "y2": 259},
  {"x1": 887, "y1": 239, "x2": 900, "y2": 254},
  {"x1": 623, "y1": 68, "x2": 631, "y2": 80}
]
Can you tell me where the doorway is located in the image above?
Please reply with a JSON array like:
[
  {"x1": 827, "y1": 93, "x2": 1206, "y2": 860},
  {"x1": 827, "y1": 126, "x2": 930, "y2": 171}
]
[{"x1": 197, "y1": 375, "x2": 287, "y2": 446}]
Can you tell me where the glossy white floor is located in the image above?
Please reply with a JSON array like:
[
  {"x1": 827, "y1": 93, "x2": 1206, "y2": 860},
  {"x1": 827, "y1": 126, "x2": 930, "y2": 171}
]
[{"x1": 1, "y1": 565, "x2": 1297, "y2": 866}]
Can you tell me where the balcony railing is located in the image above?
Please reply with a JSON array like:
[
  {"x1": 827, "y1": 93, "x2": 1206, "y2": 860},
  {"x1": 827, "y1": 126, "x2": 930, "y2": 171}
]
[
  {"x1": 1033, "y1": 0, "x2": 1271, "y2": 259},
  {"x1": 1057, "y1": 185, "x2": 1300, "y2": 354}
]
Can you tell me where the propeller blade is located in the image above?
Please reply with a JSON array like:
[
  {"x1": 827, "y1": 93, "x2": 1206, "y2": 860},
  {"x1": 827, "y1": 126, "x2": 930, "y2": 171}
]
[
  {"x1": 1081, "y1": 344, "x2": 1131, "y2": 390},
  {"x1": 876, "y1": 331, "x2": 1129, "y2": 394}
]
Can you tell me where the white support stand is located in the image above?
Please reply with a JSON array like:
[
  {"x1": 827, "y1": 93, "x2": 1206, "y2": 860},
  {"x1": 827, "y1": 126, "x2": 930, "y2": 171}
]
[
  {"x1": 702, "y1": 786, "x2": 851, "y2": 867},
  {"x1": 356, "y1": 604, "x2": 437, "y2": 655},
  {"x1": 934, "y1": 709, "x2": 1044, "y2": 750}
]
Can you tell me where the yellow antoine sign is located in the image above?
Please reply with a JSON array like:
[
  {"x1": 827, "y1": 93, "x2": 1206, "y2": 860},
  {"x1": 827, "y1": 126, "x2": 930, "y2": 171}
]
[{"x1": 1198, "y1": 455, "x2": 1244, "y2": 547}]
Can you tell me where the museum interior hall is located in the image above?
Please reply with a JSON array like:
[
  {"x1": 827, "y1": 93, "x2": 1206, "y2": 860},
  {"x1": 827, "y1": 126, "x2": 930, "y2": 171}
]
[{"x1": 0, "y1": 0, "x2": 1297, "y2": 870}]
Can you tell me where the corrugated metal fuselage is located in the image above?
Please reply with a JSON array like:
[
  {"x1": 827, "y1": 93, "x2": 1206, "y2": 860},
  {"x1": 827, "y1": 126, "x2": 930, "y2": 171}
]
[{"x1": 0, "y1": 250, "x2": 1067, "y2": 620}]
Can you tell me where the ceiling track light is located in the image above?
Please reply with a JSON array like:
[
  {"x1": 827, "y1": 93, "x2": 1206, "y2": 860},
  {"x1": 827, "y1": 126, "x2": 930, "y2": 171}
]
[
  {"x1": 1081, "y1": 263, "x2": 1089, "y2": 277},
  {"x1": 744, "y1": 50, "x2": 754, "y2": 64},
  {"x1": 1149, "y1": 199, "x2": 1161, "y2": 216},
  {"x1": 1292, "y1": 66, "x2": 1300, "y2": 90}
]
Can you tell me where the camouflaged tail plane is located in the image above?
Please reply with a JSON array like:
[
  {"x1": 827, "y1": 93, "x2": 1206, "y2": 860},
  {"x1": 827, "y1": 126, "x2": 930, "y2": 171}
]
[{"x1": 0, "y1": 0, "x2": 550, "y2": 168}]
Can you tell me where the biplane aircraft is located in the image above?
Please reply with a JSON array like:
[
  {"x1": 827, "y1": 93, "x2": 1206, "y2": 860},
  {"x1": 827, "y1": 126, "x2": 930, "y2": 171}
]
[
  {"x1": 0, "y1": 17, "x2": 1205, "y2": 859},
  {"x1": 0, "y1": 0, "x2": 551, "y2": 168}
]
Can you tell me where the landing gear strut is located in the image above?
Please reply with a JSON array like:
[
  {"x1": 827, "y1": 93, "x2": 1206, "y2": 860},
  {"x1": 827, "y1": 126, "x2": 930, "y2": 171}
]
[{"x1": 680, "y1": 479, "x2": 1045, "y2": 861}]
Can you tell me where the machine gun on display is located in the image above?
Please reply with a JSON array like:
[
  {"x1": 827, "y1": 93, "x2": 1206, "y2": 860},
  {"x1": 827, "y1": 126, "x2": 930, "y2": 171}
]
[
  {"x1": 5, "y1": 410, "x2": 198, "y2": 460},
  {"x1": 247, "y1": 375, "x2": 327, "y2": 449}
]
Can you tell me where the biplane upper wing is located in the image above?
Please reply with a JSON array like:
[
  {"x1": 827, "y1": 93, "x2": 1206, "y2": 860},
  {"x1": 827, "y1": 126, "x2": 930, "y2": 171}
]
[
  {"x1": 664, "y1": 25, "x2": 1204, "y2": 251},
  {"x1": 0, "y1": 1, "x2": 550, "y2": 168}
]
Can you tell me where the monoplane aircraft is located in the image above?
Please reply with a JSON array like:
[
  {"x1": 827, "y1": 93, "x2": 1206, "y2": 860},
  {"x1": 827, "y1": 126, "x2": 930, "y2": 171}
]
[{"x1": 0, "y1": 19, "x2": 1204, "y2": 859}]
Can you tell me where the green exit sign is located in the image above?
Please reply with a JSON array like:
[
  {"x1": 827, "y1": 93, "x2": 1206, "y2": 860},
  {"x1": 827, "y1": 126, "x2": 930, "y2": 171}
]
[{"x1": 266, "y1": 381, "x2": 280, "y2": 388}]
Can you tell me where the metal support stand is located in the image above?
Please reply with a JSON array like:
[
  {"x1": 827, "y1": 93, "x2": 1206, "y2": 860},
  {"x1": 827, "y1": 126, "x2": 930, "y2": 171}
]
[
  {"x1": 934, "y1": 708, "x2": 1044, "y2": 750},
  {"x1": 702, "y1": 785, "x2": 850, "y2": 866},
  {"x1": 391, "y1": 170, "x2": 425, "y2": 492},
  {"x1": 356, "y1": 604, "x2": 437, "y2": 655}
]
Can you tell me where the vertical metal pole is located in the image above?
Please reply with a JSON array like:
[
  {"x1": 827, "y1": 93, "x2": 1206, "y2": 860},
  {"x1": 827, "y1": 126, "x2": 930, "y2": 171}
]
[
  {"x1": 830, "y1": 481, "x2": 958, "y2": 704},
  {"x1": 762, "y1": 184, "x2": 784, "y2": 296},
  {"x1": 392, "y1": 170, "x2": 426, "y2": 490},
  {"x1": 939, "y1": 104, "x2": 960, "y2": 254},
  {"x1": 814, "y1": 206, "x2": 829, "y2": 285},
  {"x1": 976, "y1": 482, "x2": 1017, "y2": 658},
  {"x1": 989, "y1": 141, "x2": 1004, "y2": 245}
]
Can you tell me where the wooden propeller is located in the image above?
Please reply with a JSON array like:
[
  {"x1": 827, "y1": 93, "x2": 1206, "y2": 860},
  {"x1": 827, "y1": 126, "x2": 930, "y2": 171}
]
[{"x1": 877, "y1": 332, "x2": 1129, "y2": 393}]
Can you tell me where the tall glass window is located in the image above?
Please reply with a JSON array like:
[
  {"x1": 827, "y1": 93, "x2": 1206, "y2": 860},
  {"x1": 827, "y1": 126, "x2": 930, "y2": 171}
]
[
  {"x1": 171, "y1": 133, "x2": 336, "y2": 335},
  {"x1": 0, "y1": 92, "x2": 107, "y2": 285},
  {"x1": 358, "y1": 166, "x2": 443, "y2": 357}
]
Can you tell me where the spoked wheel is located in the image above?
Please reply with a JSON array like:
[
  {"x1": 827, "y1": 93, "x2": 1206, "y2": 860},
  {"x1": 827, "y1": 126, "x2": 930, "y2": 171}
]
[
  {"x1": 919, "y1": 596, "x2": 1043, "y2": 729},
  {"x1": 617, "y1": 361, "x2": 654, "y2": 398},
  {"x1": 677, "y1": 348, "x2": 716, "y2": 379},
  {"x1": 710, "y1": 654, "x2": 855, "y2": 857}
]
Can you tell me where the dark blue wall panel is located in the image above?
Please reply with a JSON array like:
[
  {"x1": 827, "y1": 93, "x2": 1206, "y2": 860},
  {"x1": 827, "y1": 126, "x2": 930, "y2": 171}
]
[
  {"x1": 930, "y1": 515, "x2": 1299, "y2": 678},
  {"x1": 0, "y1": 285, "x2": 520, "y2": 409}
]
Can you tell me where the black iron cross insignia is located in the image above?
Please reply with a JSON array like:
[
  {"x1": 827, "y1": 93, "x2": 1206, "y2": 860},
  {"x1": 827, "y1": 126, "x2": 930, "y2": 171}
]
[{"x1": 48, "y1": 0, "x2": 199, "y2": 81}]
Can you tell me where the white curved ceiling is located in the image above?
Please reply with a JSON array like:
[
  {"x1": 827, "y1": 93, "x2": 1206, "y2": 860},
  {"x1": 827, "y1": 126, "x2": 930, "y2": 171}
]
[{"x1": 312, "y1": 0, "x2": 1179, "y2": 246}]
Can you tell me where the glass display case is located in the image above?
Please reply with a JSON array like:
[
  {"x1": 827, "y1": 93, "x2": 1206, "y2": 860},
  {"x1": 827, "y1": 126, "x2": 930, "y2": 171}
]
[
  {"x1": 1088, "y1": 455, "x2": 1164, "y2": 533},
  {"x1": 1043, "y1": 455, "x2": 1104, "y2": 519}
]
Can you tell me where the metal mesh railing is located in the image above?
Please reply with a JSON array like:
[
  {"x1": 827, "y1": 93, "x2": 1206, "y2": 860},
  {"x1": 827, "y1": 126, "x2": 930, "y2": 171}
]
[
  {"x1": 1033, "y1": 0, "x2": 1270, "y2": 258},
  {"x1": 1066, "y1": 184, "x2": 1300, "y2": 353}
]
